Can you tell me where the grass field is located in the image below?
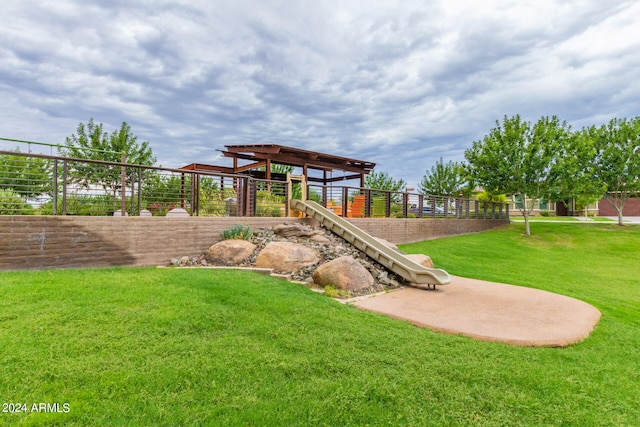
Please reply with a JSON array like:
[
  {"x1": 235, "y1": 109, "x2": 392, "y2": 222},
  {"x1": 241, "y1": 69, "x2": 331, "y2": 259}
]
[
  {"x1": 509, "y1": 215, "x2": 615, "y2": 222},
  {"x1": 1, "y1": 223, "x2": 639, "y2": 425}
]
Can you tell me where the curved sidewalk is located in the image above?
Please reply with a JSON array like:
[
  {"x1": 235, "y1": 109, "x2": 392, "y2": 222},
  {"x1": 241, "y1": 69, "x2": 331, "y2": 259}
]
[{"x1": 351, "y1": 276, "x2": 601, "y2": 347}]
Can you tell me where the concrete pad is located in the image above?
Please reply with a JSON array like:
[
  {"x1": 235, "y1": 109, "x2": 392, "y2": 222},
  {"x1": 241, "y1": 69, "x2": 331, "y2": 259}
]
[{"x1": 351, "y1": 276, "x2": 601, "y2": 347}]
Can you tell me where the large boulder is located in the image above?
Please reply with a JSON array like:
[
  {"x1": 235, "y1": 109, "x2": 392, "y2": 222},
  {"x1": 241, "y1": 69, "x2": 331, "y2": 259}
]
[
  {"x1": 256, "y1": 241, "x2": 320, "y2": 272},
  {"x1": 312, "y1": 256, "x2": 374, "y2": 291},
  {"x1": 404, "y1": 254, "x2": 434, "y2": 269},
  {"x1": 207, "y1": 240, "x2": 256, "y2": 265},
  {"x1": 273, "y1": 223, "x2": 319, "y2": 238}
]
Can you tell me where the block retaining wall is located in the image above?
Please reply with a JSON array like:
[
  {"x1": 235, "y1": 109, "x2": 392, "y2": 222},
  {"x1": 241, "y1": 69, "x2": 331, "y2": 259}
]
[{"x1": 0, "y1": 216, "x2": 508, "y2": 271}]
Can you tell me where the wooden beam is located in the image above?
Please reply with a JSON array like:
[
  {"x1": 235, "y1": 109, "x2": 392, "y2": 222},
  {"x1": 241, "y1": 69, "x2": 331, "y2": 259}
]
[
  {"x1": 323, "y1": 173, "x2": 364, "y2": 183},
  {"x1": 235, "y1": 160, "x2": 266, "y2": 173}
]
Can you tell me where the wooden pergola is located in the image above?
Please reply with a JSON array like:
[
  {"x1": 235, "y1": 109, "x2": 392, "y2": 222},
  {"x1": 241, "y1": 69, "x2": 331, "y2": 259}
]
[{"x1": 181, "y1": 144, "x2": 376, "y2": 187}]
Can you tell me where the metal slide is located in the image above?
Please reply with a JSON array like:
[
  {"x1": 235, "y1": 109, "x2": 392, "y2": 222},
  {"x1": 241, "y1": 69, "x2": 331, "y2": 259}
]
[{"x1": 290, "y1": 200, "x2": 451, "y2": 287}]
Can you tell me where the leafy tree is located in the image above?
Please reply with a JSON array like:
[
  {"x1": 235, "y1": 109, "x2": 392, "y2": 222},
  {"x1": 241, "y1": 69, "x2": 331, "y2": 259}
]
[
  {"x1": 0, "y1": 151, "x2": 51, "y2": 199},
  {"x1": 365, "y1": 170, "x2": 406, "y2": 204},
  {"x1": 419, "y1": 157, "x2": 471, "y2": 197},
  {"x1": 548, "y1": 127, "x2": 605, "y2": 217},
  {"x1": 590, "y1": 117, "x2": 640, "y2": 225},
  {"x1": 475, "y1": 190, "x2": 507, "y2": 204},
  {"x1": 365, "y1": 170, "x2": 406, "y2": 192},
  {"x1": 465, "y1": 115, "x2": 570, "y2": 236},
  {"x1": 61, "y1": 119, "x2": 156, "y2": 210}
]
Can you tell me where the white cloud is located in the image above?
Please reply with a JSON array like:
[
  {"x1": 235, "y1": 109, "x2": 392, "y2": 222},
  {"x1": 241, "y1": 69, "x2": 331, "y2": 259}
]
[{"x1": 1, "y1": 0, "x2": 639, "y2": 186}]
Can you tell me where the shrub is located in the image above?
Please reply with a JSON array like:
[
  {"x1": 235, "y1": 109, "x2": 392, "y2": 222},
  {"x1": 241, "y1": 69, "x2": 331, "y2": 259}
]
[
  {"x1": 220, "y1": 224, "x2": 252, "y2": 240},
  {"x1": 323, "y1": 285, "x2": 351, "y2": 299},
  {"x1": 540, "y1": 210, "x2": 550, "y2": 217},
  {"x1": 0, "y1": 189, "x2": 33, "y2": 215}
]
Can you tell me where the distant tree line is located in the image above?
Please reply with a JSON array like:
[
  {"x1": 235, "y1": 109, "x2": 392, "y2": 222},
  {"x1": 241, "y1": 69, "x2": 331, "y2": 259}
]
[{"x1": 419, "y1": 115, "x2": 640, "y2": 235}]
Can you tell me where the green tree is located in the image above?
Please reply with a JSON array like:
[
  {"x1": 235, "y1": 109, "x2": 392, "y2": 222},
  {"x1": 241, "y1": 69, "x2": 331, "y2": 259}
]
[
  {"x1": 419, "y1": 157, "x2": 471, "y2": 197},
  {"x1": 365, "y1": 170, "x2": 406, "y2": 192},
  {"x1": 365, "y1": 170, "x2": 406, "y2": 204},
  {"x1": 475, "y1": 190, "x2": 507, "y2": 204},
  {"x1": 465, "y1": 115, "x2": 570, "y2": 236},
  {"x1": 61, "y1": 119, "x2": 156, "y2": 210},
  {"x1": 0, "y1": 151, "x2": 51, "y2": 199},
  {"x1": 548, "y1": 127, "x2": 605, "y2": 217},
  {"x1": 591, "y1": 117, "x2": 640, "y2": 225}
]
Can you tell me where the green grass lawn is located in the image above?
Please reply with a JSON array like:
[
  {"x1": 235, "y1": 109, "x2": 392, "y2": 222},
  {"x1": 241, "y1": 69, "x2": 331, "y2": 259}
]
[
  {"x1": 1, "y1": 223, "x2": 639, "y2": 425},
  {"x1": 509, "y1": 215, "x2": 580, "y2": 221},
  {"x1": 510, "y1": 216, "x2": 616, "y2": 222}
]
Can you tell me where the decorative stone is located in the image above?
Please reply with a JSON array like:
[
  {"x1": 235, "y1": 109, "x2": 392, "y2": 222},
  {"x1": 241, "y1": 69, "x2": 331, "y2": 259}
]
[
  {"x1": 404, "y1": 254, "x2": 434, "y2": 269},
  {"x1": 310, "y1": 234, "x2": 331, "y2": 243},
  {"x1": 273, "y1": 223, "x2": 319, "y2": 238},
  {"x1": 166, "y1": 208, "x2": 190, "y2": 217},
  {"x1": 139, "y1": 209, "x2": 152, "y2": 217},
  {"x1": 312, "y1": 256, "x2": 374, "y2": 291},
  {"x1": 256, "y1": 241, "x2": 319, "y2": 272},
  {"x1": 207, "y1": 240, "x2": 257, "y2": 265}
]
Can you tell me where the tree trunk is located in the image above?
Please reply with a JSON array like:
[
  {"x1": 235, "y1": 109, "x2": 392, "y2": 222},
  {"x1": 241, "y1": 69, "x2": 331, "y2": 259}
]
[
  {"x1": 617, "y1": 207, "x2": 624, "y2": 226},
  {"x1": 523, "y1": 210, "x2": 531, "y2": 236}
]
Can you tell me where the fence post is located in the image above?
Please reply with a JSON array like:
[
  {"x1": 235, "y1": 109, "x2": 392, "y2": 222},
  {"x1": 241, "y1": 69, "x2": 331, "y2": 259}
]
[
  {"x1": 385, "y1": 191, "x2": 391, "y2": 217},
  {"x1": 192, "y1": 172, "x2": 199, "y2": 216},
  {"x1": 62, "y1": 160, "x2": 68, "y2": 215},
  {"x1": 363, "y1": 188, "x2": 370, "y2": 217},
  {"x1": 402, "y1": 192, "x2": 409, "y2": 218},
  {"x1": 342, "y1": 187, "x2": 349, "y2": 218},
  {"x1": 137, "y1": 168, "x2": 142, "y2": 216},
  {"x1": 430, "y1": 195, "x2": 436, "y2": 218},
  {"x1": 129, "y1": 168, "x2": 134, "y2": 215},
  {"x1": 52, "y1": 159, "x2": 58, "y2": 215},
  {"x1": 120, "y1": 154, "x2": 126, "y2": 216},
  {"x1": 284, "y1": 181, "x2": 289, "y2": 215},
  {"x1": 444, "y1": 197, "x2": 449, "y2": 219}
]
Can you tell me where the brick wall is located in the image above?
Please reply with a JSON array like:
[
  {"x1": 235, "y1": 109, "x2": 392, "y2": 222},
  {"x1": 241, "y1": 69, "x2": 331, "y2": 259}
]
[
  {"x1": 598, "y1": 197, "x2": 640, "y2": 216},
  {"x1": 0, "y1": 216, "x2": 507, "y2": 271}
]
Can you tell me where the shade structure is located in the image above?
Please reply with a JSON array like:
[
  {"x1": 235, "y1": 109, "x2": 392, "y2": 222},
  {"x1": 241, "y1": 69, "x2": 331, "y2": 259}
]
[{"x1": 181, "y1": 144, "x2": 376, "y2": 186}]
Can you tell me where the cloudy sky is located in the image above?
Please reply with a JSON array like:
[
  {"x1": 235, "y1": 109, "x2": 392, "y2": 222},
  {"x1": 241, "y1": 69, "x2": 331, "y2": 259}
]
[{"x1": 1, "y1": 0, "x2": 639, "y2": 187}]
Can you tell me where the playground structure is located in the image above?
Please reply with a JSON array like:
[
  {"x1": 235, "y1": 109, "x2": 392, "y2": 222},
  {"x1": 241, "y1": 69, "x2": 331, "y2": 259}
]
[{"x1": 291, "y1": 198, "x2": 452, "y2": 287}]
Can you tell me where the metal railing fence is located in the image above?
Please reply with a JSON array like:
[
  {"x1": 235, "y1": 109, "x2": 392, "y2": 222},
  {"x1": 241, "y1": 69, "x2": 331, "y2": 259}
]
[
  {"x1": 308, "y1": 184, "x2": 508, "y2": 219},
  {"x1": 0, "y1": 150, "x2": 507, "y2": 219}
]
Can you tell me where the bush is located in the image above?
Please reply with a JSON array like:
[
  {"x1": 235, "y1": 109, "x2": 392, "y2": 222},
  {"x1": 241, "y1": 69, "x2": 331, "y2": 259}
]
[
  {"x1": 40, "y1": 195, "x2": 120, "y2": 216},
  {"x1": 323, "y1": 285, "x2": 351, "y2": 299},
  {"x1": 540, "y1": 210, "x2": 550, "y2": 217},
  {"x1": 0, "y1": 189, "x2": 34, "y2": 215},
  {"x1": 256, "y1": 191, "x2": 284, "y2": 217}
]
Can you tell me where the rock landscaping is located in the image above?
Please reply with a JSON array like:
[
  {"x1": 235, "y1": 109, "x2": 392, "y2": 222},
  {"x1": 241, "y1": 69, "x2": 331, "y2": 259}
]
[{"x1": 170, "y1": 222, "x2": 414, "y2": 298}]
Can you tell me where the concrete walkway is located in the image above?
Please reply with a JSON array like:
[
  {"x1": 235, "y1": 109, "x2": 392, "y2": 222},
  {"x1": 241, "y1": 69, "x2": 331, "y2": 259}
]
[{"x1": 351, "y1": 276, "x2": 601, "y2": 347}]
